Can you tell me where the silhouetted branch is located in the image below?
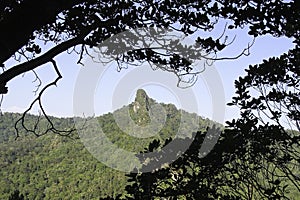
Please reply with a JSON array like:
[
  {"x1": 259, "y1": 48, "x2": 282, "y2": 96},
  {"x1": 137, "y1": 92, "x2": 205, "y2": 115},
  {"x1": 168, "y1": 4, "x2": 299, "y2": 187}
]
[
  {"x1": 14, "y1": 60, "x2": 77, "y2": 138},
  {"x1": 0, "y1": 33, "x2": 88, "y2": 94}
]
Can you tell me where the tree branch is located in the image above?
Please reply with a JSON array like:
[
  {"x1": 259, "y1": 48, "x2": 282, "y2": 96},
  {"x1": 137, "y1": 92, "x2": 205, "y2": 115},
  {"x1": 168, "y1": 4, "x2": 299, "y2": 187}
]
[
  {"x1": 0, "y1": 33, "x2": 88, "y2": 94},
  {"x1": 14, "y1": 60, "x2": 77, "y2": 138}
]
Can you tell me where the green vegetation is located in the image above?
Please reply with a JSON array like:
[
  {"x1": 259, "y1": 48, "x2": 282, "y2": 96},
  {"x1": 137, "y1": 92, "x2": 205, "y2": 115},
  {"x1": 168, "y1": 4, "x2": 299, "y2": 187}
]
[
  {"x1": 0, "y1": 0, "x2": 298, "y2": 199},
  {"x1": 0, "y1": 112, "x2": 124, "y2": 199},
  {"x1": 0, "y1": 90, "x2": 213, "y2": 199},
  {"x1": 118, "y1": 128, "x2": 300, "y2": 200},
  {"x1": 1, "y1": 90, "x2": 299, "y2": 199}
]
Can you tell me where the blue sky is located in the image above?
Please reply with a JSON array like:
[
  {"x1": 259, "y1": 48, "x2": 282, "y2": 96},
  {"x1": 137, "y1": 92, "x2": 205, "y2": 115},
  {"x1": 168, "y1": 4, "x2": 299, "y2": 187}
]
[{"x1": 1, "y1": 25, "x2": 295, "y2": 124}]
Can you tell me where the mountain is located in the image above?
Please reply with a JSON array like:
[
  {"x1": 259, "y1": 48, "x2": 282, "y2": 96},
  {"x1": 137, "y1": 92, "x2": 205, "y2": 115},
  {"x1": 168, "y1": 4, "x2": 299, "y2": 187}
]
[{"x1": 0, "y1": 89, "x2": 217, "y2": 199}]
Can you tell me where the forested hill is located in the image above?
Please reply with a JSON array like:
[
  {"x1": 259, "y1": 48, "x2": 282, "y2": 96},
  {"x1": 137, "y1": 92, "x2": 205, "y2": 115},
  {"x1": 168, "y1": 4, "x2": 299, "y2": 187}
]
[{"x1": 0, "y1": 89, "x2": 216, "y2": 199}]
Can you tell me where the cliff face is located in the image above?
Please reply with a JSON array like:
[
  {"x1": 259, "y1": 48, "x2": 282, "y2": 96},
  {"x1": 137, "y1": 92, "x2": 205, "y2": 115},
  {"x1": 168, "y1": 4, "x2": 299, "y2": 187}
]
[
  {"x1": 130, "y1": 89, "x2": 155, "y2": 126},
  {"x1": 133, "y1": 89, "x2": 150, "y2": 112}
]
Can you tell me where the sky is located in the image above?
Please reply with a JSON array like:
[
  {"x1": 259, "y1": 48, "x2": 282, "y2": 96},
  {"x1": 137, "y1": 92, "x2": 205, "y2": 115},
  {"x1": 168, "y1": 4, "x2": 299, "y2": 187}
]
[{"x1": 1, "y1": 24, "x2": 295, "y2": 125}]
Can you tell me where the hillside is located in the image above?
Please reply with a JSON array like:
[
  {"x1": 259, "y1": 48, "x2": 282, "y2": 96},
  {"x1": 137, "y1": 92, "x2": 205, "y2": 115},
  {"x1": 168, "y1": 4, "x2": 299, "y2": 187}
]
[{"x1": 0, "y1": 89, "x2": 216, "y2": 199}]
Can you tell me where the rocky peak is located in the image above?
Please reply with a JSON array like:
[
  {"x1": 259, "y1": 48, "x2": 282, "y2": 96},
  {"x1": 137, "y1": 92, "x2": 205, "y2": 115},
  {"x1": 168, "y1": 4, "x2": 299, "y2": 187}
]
[
  {"x1": 130, "y1": 89, "x2": 155, "y2": 125},
  {"x1": 133, "y1": 89, "x2": 150, "y2": 112}
]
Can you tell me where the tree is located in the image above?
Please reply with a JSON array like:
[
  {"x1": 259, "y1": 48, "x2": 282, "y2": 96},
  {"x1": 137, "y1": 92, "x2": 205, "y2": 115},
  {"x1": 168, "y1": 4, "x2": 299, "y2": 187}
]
[
  {"x1": 116, "y1": 47, "x2": 300, "y2": 199},
  {"x1": 0, "y1": 0, "x2": 298, "y2": 135},
  {"x1": 224, "y1": 44, "x2": 300, "y2": 199},
  {"x1": 110, "y1": 23, "x2": 299, "y2": 198},
  {"x1": 104, "y1": 76, "x2": 300, "y2": 198},
  {"x1": 1, "y1": 0, "x2": 299, "y2": 199},
  {"x1": 229, "y1": 46, "x2": 299, "y2": 132},
  {"x1": 102, "y1": 126, "x2": 299, "y2": 199}
]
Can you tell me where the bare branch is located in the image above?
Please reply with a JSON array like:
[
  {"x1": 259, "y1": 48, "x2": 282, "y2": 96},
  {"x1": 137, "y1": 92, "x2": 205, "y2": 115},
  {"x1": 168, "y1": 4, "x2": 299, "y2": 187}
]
[
  {"x1": 32, "y1": 70, "x2": 42, "y2": 95},
  {"x1": 77, "y1": 44, "x2": 86, "y2": 65},
  {"x1": 14, "y1": 60, "x2": 77, "y2": 138}
]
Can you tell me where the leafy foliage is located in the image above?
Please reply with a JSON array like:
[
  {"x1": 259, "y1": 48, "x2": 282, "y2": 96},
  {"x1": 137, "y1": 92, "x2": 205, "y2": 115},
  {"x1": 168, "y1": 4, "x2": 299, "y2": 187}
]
[
  {"x1": 1, "y1": 0, "x2": 298, "y2": 92},
  {"x1": 112, "y1": 43, "x2": 300, "y2": 200},
  {"x1": 0, "y1": 1, "x2": 299, "y2": 199},
  {"x1": 224, "y1": 42, "x2": 300, "y2": 199},
  {"x1": 0, "y1": 91, "x2": 213, "y2": 199},
  {"x1": 103, "y1": 126, "x2": 300, "y2": 200}
]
